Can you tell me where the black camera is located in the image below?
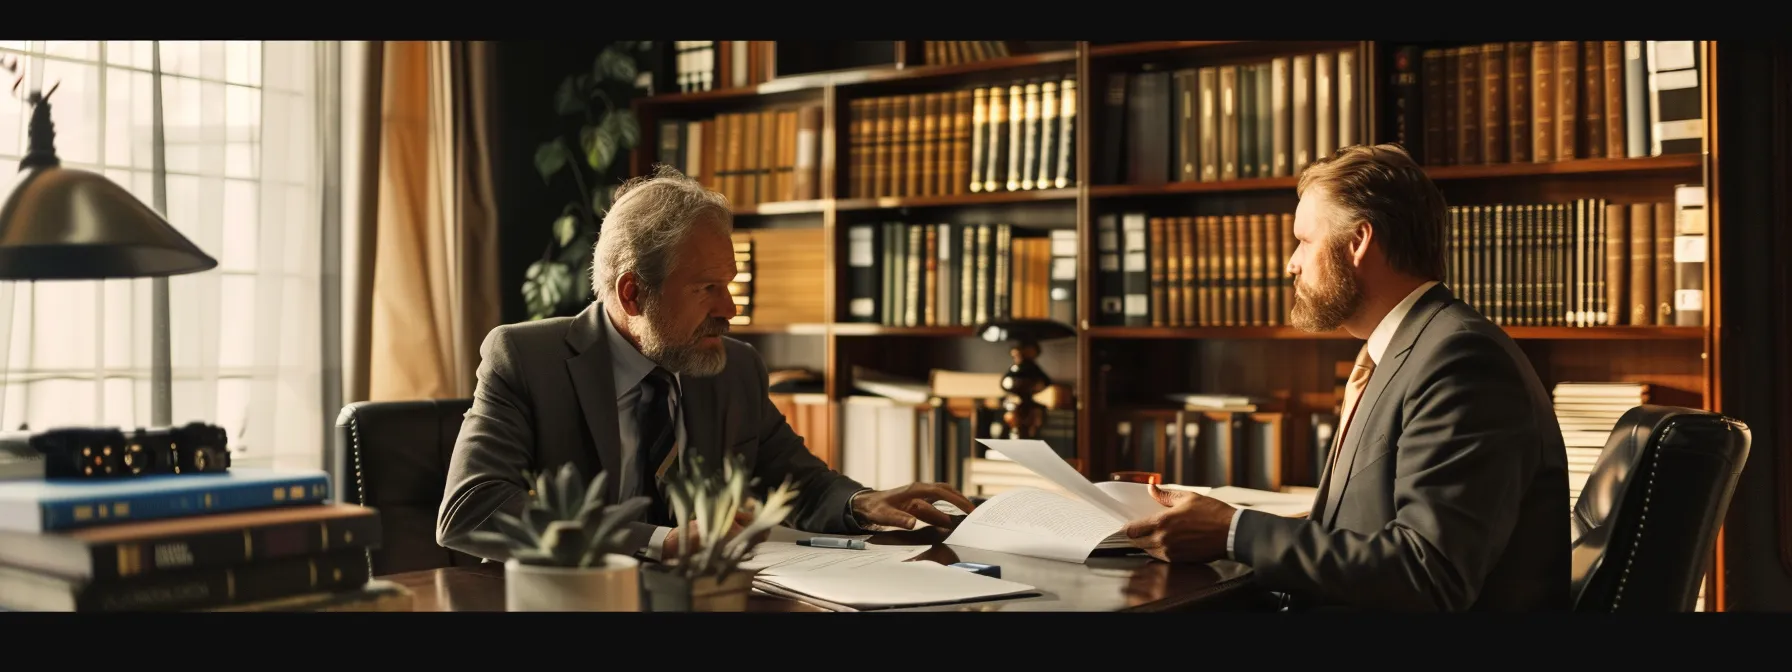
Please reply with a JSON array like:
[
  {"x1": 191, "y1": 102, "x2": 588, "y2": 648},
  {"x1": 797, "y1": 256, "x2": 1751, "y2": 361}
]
[{"x1": 25, "y1": 422, "x2": 230, "y2": 479}]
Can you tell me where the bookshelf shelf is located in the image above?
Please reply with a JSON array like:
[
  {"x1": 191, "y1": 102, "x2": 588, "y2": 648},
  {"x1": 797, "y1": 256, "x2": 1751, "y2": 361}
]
[
  {"x1": 1089, "y1": 176, "x2": 1299, "y2": 198},
  {"x1": 1424, "y1": 154, "x2": 1704, "y2": 180},
  {"x1": 730, "y1": 323, "x2": 830, "y2": 335},
  {"x1": 734, "y1": 199, "x2": 829, "y2": 216},
  {"x1": 1087, "y1": 41, "x2": 1244, "y2": 59},
  {"x1": 1084, "y1": 325, "x2": 1706, "y2": 341},
  {"x1": 831, "y1": 324, "x2": 977, "y2": 337},
  {"x1": 834, "y1": 188, "x2": 1077, "y2": 211},
  {"x1": 839, "y1": 49, "x2": 1078, "y2": 88}
]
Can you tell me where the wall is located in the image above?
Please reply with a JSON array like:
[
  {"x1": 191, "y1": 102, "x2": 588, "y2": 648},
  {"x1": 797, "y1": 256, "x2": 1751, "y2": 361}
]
[
  {"x1": 1715, "y1": 41, "x2": 1792, "y2": 611},
  {"x1": 493, "y1": 41, "x2": 608, "y2": 326}
]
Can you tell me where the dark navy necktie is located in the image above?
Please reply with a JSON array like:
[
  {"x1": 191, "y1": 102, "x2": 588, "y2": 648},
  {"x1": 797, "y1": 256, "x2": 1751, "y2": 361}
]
[{"x1": 637, "y1": 367, "x2": 678, "y2": 526}]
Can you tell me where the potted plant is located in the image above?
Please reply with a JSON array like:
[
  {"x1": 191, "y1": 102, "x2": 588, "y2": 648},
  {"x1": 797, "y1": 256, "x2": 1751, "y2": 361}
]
[
  {"x1": 469, "y1": 463, "x2": 651, "y2": 612},
  {"x1": 640, "y1": 454, "x2": 799, "y2": 612}
]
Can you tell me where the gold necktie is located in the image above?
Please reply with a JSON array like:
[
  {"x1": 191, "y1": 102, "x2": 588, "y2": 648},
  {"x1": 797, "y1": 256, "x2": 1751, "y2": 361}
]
[{"x1": 1326, "y1": 345, "x2": 1377, "y2": 478}]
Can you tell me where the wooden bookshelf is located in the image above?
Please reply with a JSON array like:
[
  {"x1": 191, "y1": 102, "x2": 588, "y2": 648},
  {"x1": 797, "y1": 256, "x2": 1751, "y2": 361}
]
[{"x1": 631, "y1": 39, "x2": 1728, "y2": 605}]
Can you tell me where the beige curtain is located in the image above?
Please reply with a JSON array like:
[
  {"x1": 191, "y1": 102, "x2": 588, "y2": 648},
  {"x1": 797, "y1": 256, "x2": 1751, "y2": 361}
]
[{"x1": 346, "y1": 40, "x2": 502, "y2": 403}]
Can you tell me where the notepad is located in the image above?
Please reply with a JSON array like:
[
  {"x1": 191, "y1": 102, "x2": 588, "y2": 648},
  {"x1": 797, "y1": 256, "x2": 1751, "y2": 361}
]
[{"x1": 752, "y1": 560, "x2": 1037, "y2": 611}]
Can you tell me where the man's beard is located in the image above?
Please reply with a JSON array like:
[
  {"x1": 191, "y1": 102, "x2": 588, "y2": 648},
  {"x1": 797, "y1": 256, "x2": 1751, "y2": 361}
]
[
  {"x1": 1289, "y1": 235, "x2": 1364, "y2": 332},
  {"x1": 634, "y1": 293, "x2": 730, "y2": 377}
]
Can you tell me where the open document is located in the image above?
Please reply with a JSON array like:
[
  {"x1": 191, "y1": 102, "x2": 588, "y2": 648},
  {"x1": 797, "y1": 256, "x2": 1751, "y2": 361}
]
[{"x1": 942, "y1": 439, "x2": 1312, "y2": 563}]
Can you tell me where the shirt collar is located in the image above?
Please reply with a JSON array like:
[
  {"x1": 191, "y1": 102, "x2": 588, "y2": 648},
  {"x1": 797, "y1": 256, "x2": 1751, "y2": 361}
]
[
  {"x1": 1365, "y1": 280, "x2": 1439, "y2": 364},
  {"x1": 601, "y1": 306, "x2": 680, "y2": 398}
]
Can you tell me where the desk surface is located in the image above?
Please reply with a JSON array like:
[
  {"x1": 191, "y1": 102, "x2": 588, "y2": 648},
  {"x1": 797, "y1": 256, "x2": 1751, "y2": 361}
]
[{"x1": 380, "y1": 527, "x2": 1263, "y2": 612}]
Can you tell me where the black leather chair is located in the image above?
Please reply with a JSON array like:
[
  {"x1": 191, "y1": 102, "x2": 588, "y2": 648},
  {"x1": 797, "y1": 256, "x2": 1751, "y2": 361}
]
[
  {"x1": 1570, "y1": 405, "x2": 1750, "y2": 611},
  {"x1": 331, "y1": 399, "x2": 484, "y2": 577}
]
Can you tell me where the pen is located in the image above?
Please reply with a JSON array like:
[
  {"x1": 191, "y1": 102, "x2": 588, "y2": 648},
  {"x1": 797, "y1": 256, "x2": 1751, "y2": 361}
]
[{"x1": 797, "y1": 537, "x2": 866, "y2": 550}]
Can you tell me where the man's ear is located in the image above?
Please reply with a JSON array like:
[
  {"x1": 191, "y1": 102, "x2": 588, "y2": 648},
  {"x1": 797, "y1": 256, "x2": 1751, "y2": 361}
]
[
  {"x1": 1348, "y1": 220, "x2": 1374, "y2": 267},
  {"x1": 617, "y1": 272, "x2": 645, "y2": 317}
]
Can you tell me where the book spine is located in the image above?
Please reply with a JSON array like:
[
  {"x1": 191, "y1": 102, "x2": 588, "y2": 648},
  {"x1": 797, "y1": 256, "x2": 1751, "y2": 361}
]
[
  {"x1": 90, "y1": 512, "x2": 381, "y2": 582},
  {"x1": 76, "y1": 549, "x2": 368, "y2": 612},
  {"x1": 40, "y1": 475, "x2": 330, "y2": 532}
]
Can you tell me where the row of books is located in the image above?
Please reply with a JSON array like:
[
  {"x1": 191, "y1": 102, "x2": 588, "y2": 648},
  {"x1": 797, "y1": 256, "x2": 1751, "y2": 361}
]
[
  {"x1": 0, "y1": 466, "x2": 405, "y2": 611},
  {"x1": 654, "y1": 105, "x2": 823, "y2": 208},
  {"x1": 670, "y1": 40, "x2": 774, "y2": 94},
  {"x1": 843, "y1": 222, "x2": 1077, "y2": 328},
  {"x1": 1102, "y1": 46, "x2": 1361, "y2": 185},
  {"x1": 847, "y1": 78, "x2": 1079, "y2": 199},
  {"x1": 1388, "y1": 40, "x2": 1702, "y2": 167},
  {"x1": 1444, "y1": 194, "x2": 1705, "y2": 328},
  {"x1": 1096, "y1": 211, "x2": 1296, "y2": 328}
]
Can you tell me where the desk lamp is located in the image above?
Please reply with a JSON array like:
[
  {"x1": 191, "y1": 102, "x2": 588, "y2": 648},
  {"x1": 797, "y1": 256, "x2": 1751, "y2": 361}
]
[
  {"x1": 974, "y1": 318, "x2": 1074, "y2": 440},
  {"x1": 0, "y1": 47, "x2": 217, "y2": 429}
]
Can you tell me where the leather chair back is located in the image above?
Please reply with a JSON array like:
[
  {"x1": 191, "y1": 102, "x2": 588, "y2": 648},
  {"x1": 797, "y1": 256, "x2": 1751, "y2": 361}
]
[
  {"x1": 1570, "y1": 405, "x2": 1750, "y2": 611},
  {"x1": 331, "y1": 399, "x2": 483, "y2": 576}
]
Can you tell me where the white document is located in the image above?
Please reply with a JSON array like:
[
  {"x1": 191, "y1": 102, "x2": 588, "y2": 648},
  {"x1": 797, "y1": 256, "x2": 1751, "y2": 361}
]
[
  {"x1": 945, "y1": 439, "x2": 1311, "y2": 563},
  {"x1": 762, "y1": 527, "x2": 871, "y2": 544},
  {"x1": 752, "y1": 560, "x2": 1037, "y2": 611},
  {"x1": 738, "y1": 540, "x2": 928, "y2": 576}
]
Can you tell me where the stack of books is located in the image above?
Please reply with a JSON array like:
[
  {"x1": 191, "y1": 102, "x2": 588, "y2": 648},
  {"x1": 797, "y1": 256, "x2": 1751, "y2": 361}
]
[{"x1": 0, "y1": 462, "x2": 408, "y2": 612}]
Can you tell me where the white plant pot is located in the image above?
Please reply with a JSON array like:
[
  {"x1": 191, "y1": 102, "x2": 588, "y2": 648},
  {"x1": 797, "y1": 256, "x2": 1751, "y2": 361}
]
[{"x1": 505, "y1": 554, "x2": 641, "y2": 612}]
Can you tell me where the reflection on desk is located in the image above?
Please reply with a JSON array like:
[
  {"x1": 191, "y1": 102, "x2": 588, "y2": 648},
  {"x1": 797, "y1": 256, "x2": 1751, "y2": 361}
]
[{"x1": 380, "y1": 526, "x2": 1262, "y2": 612}]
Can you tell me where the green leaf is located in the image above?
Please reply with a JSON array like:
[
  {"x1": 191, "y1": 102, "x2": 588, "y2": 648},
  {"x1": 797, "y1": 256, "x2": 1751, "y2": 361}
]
[
  {"x1": 606, "y1": 109, "x2": 641, "y2": 150},
  {"x1": 581, "y1": 126, "x2": 617, "y2": 172},
  {"x1": 553, "y1": 213, "x2": 578, "y2": 247},
  {"x1": 533, "y1": 141, "x2": 568, "y2": 182},
  {"x1": 554, "y1": 463, "x2": 582, "y2": 519},
  {"x1": 594, "y1": 48, "x2": 637, "y2": 83},
  {"x1": 490, "y1": 510, "x2": 537, "y2": 548},
  {"x1": 555, "y1": 73, "x2": 595, "y2": 116},
  {"x1": 523, "y1": 260, "x2": 572, "y2": 320}
]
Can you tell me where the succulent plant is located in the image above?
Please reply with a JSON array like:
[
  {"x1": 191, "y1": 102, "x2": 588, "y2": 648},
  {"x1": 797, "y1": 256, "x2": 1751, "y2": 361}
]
[
  {"x1": 663, "y1": 452, "x2": 798, "y2": 581},
  {"x1": 469, "y1": 463, "x2": 650, "y2": 567}
]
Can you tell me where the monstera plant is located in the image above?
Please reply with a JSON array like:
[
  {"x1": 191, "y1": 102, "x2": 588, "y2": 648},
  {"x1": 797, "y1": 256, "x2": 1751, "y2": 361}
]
[{"x1": 522, "y1": 40, "x2": 653, "y2": 321}]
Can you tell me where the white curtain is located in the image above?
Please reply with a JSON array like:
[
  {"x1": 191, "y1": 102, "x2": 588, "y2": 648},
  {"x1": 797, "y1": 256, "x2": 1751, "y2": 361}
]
[{"x1": 0, "y1": 41, "x2": 339, "y2": 471}]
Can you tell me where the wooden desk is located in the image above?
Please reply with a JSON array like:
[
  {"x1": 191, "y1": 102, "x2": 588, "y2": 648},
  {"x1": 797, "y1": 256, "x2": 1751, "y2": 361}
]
[{"x1": 380, "y1": 527, "x2": 1267, "y2": 612}]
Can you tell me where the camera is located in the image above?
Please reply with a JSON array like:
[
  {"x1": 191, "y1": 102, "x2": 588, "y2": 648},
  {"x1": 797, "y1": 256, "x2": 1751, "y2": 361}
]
[{"x1": 24, "y1": 422, "x2": 230, "y2": 479}]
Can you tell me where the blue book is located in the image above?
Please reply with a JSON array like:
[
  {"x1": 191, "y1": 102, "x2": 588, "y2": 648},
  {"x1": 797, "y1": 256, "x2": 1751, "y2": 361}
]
[{"x1": 0, "y1": 469, "x2": 330, "y2": 533}]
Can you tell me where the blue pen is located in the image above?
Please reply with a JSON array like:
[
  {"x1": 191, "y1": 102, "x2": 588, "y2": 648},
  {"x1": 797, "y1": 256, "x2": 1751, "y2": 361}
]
[{"x1": 797, "y1": 537, "x2": 865, "y2": 550}]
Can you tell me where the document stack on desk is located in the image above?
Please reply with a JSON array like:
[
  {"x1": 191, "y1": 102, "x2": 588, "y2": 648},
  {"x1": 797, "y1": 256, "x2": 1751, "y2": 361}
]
[
  {"x1": 752, "y1": 560, "x2": 1037, "y2": 611},
  {"x1": 941, "y1": 439, "x2": 1312, "y2": 564},
  {"x1": 739, "y1": 528, "x2": 930, "y2": 576}
]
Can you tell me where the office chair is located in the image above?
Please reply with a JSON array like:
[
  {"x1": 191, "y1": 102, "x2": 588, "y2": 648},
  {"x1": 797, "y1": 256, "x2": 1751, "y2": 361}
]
[
  {"x1": 331, "y1": 399, "x2": 484, "y2": 577},
  {"x1": 1569, "y1": 405, "x2": 1750, "y2": 611}
]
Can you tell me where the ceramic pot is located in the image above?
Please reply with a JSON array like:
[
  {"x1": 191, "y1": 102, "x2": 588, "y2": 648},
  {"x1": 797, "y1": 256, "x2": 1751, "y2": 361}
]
[
  {"x1": 639, "y1": 564, "x2": 757, "y2": 612},
  {"x1": 505, "y1": 554, "x2": 641, "y2": 612}
]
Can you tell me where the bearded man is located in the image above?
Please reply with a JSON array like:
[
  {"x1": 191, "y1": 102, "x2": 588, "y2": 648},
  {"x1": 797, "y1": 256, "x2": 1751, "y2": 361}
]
[
  {"x1": 1119, "y1": 144, "x2": 1569, "y2": 612},
  {"x1": 438, "y1": 165, "x2": 974, "y2": 562}
]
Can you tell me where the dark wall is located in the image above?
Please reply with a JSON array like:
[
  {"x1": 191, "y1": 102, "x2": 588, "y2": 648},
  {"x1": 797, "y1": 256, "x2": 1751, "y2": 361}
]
[
  {"x1": 494, "y1": 41, "x2": 607, "y2": 326},
  {"x1": 1714, "y1": 41, "x2": 1792, "y2": 611}
]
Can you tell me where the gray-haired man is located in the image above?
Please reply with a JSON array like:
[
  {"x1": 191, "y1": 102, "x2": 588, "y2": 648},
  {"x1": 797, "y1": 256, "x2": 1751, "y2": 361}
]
[{"x1": 437, "y1": 165, "x2": 974, "y2": 562}]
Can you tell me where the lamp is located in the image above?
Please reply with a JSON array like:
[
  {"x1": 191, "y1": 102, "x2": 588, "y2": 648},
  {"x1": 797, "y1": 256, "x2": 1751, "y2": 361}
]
[
  {"x1": 975, "y1": 318, "x2": 1075, "y2": 440},
  {"x1": 0, "y1": 46, "x2": 216, "y2": 428}
]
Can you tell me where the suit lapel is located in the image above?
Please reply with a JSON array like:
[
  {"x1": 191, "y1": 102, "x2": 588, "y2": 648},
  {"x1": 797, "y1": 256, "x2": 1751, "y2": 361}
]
[
  {"x1": 564, "y1": 304, "x2": 623, "y2": 492},
  {"x1": 1320, "y1": 283, "x2": 1456, "y2": 528}
]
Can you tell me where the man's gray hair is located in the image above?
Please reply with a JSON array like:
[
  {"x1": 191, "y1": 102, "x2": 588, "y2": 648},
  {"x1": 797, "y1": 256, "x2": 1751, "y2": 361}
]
[{"x1": 591, "y1": 164, "x2": 733, "y2": 305}]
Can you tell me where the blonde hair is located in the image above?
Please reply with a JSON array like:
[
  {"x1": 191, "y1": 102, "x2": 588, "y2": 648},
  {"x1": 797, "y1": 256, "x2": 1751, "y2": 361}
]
[{"x1": 1296, "y1": 143, "x2": 1448, "y2": 280}]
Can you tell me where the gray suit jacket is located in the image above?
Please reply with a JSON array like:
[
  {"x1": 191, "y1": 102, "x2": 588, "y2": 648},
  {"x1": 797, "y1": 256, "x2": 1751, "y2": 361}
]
[
  {"x1": 436, "y1": 302, "x2": 869, "y2": 560},
  {"x1": 1234, "y1": 283, "x2": 1570, "y2": 611}
]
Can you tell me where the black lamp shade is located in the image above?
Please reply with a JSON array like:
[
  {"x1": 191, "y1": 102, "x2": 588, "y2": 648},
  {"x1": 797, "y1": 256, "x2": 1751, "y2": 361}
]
[{"x1": 0, "y1": 165, "x2": 217, "y2": 280}]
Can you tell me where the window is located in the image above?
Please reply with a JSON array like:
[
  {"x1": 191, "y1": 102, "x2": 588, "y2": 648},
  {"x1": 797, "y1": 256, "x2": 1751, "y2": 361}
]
[{"x1": 0, "y1": 41, "x2": 332, "y2": 470}]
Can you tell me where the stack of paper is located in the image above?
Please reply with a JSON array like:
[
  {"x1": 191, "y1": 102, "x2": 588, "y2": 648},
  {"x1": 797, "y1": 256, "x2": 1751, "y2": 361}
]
[
  {"x1": 752, "y1": 560, "x2": 1037, "y2": 611},
  {"x1": 941, "y1": 439, "x2": 1312, "y2": 563},
  {"x1": 737, "y1": 540, "x2": 929, "y2": 576}
]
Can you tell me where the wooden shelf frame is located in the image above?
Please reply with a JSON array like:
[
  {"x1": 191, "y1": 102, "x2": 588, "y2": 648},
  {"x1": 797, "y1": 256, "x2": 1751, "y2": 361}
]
[{"x1": 631, "y1": 40, "x2": 1727, "y2": 604}]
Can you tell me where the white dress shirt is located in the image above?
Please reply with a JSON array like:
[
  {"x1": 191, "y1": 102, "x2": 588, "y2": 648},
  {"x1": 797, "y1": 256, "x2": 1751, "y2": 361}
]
[
  {"x1": 601, "y1": 309, "x2": 685, "y2": 560},
  {"x1": 1224, "y1": 280, "x2": 1439, "y2": 559}
]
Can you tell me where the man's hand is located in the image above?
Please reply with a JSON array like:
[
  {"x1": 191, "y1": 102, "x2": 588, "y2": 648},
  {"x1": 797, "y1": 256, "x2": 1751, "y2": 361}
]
[
  {"x1": 1120, "y1": 484, "x2": 1237, "y2": 563},
  {"x1": 661, "y1": 511, "x2": 768, "y2": 559},
  {"x1": 851, "y1": 482, "x2": 978, "y2": 530}
]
